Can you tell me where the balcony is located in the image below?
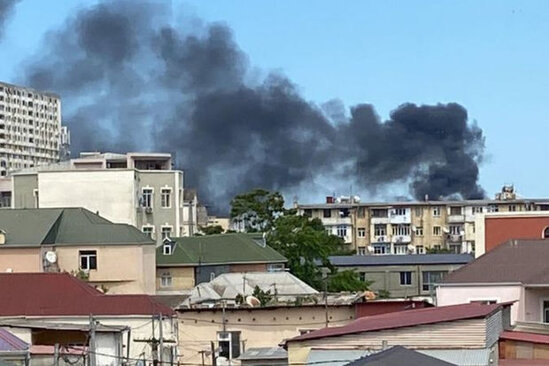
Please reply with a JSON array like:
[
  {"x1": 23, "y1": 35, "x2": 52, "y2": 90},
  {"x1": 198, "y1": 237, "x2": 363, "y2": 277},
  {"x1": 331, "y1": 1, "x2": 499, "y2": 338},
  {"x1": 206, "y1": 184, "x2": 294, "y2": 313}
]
[
  {"x1": 392, "y1": 235, "x2": 411, "y2": 244},
  {"x1": 321, "y1": 216, "x2": 352, "y2": 226},
  {"x1": 371, "y1": 217, "x2": 389, "y2": 224},
  {"x1": 446, "y1": 234, "x2": 463, "y2": 243},
  {"x1": 447, "y1": 214, "x2": 465, "y2": 223},
  {"x1": 372, "y1": 235, "x2": 389, "y2": 243}
]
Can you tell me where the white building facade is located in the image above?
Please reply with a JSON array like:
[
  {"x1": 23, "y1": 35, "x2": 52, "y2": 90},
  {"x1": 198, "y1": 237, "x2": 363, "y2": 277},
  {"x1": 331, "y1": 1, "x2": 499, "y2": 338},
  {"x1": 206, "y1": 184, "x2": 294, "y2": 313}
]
[{"x1": 0, "y1": 81, "x2": 70, "y2": 176}]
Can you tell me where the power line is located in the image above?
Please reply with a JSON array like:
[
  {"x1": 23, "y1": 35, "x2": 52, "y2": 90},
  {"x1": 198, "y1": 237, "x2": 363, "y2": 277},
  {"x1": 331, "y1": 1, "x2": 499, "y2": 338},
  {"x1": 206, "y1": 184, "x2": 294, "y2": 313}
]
[{"x1": 178, "y1": 316, "x2": 353, "y2": 327}]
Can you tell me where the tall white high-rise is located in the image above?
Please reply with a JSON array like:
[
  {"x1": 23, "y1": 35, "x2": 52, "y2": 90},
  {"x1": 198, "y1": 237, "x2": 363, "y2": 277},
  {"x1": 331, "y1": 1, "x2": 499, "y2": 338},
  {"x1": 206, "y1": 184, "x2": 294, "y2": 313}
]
[{"x1": 0, "y1": 81, "x2": 69, "y2": 176}]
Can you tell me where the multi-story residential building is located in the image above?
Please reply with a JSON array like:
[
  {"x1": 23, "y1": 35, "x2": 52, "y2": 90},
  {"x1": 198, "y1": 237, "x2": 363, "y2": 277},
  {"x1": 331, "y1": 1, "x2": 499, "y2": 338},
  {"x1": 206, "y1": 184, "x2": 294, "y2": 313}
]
[
  {"x1": 297, "y1": 186, "x2": 549, "y2": 255},
  {"x1": 10, "y1": 152, "x2": 199, "y2": 243},
  {"x1": 0, "y1": 81, "x2": 70, "y2": 176}
]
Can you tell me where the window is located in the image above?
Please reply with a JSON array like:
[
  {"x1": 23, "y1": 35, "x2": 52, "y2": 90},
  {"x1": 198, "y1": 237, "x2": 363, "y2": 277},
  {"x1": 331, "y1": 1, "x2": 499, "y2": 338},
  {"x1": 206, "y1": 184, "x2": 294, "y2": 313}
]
[
  {"x1": 359, "y1": 272, "x2": 366, "y2": 282},
  {"x1": 472, "y1": 206, "x2": 483, "y2": 214},
  {"x1": 544, "y1": 301, "x2": 549, "y2": 323},
  {"x1": 372, "y1": 209, "x2": 388, "y2": 218},
  {"x1": 449, "y1": 225, "x2": 462, "y2": 235},
  {"x1": 339, "y1": 208, "x2": 350, "y2": 218},
  {"x1": 432, "y1": 206, "x2": 441, "y2": 217},
  {"x1": 433, "y1": 226, "x2": 441, "y2": 236},
  {"x1": 161, "y1": 188, "x2": 171, "y2": 208},
  {"x1": 218, "y1": 331, "x2": 241, "y2": 359},
  {"x1": 303, "y1": 209, "x2": 312, "y2": 217},
  {"x1": 323, "y1": 209, "x2": 331, "y2": 218},
  {"x1": 373, "y1": 244, "x2": 387, "y2": 254},
  {"x1": 394, "y1": 208, "x2": 406, "y2": 216},
  {"x1": 357, "y1": 207, "x2": 366, "y2": 218},
  {"x1": 450, "y1": 206, "x2": 462, "y2": 215},
  {"x1": 163, "y1": 242, "x2": 173, "y2": 255},
  {"x1": 414, "y1": 207, "x2": 423, "y2": 216},
  {"x1": 357, "y1": 227, "x2": 366, "y2": 238},
  {"x1": 267, "y1": 263, "x2": 285, "y2": 272},
  {"x1": 422, "y1": 271, "x2": 447, "y2": 292},
  {"x1": 394, "y1": 245, "x2": 407, "y2": 255},
  {"x1": 79, "y1": 250, "x2": 97, "y2": 270},
  {"x1": 142, "y1": 226, "x2": 154, "y2": 239},
  {"x1": 374, "y1": 224, "x2": 386, "y2": 236},
  {"x1": 358, "y1": 247, "x2": 366, "y2": 256},
  {"x1": 161, "y1": 226, "x2": 172, "y2": 240},
  {"x1": 161, "y1": 272, "x2": 172, "y2": 287},
  {"x1": 392, "y1": 224, "x2": 411, "y2": 236},
  {"x1": 142, "y1": 188, "x2": 153, "y2": 208},
  {"x1": 415, "y1": 226, "x2": 423, "y2": 236},
  {"x1": 416, "y1": 245, "x2": 425, "y2": 254},
  {"x1": 336, "y1": 225, "x2": 347, "y2": 238},
  {"x1": 487, "y1": 205, "x2": 499, "y2": 213},
  {"x1": 509, "y1": 204, "x2": 517, "y2": 212},
  {"x1": 399, "y1": 271, "x2": 412, "y2": 286},
  {"x1": 543, "y1": 227, "x2": 549, "y2": 239}
]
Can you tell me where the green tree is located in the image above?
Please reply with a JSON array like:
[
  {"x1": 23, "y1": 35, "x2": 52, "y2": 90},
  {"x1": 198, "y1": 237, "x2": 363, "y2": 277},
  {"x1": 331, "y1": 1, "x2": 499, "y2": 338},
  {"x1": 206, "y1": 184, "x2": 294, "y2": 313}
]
[
  {"x1": 229, "y1": 189, "x2": 369, "y2": 292},
  {"x1": 200, "y1": 225, "x2": 224, "y2": 235},
  {"x1": 230, "y1": 189, "x2": 284, "y2": 231}
]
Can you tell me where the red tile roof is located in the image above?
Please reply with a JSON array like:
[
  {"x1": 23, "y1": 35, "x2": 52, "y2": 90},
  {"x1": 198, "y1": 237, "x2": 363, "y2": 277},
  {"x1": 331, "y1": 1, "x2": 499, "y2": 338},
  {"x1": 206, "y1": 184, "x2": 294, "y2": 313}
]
[
  {"x1": 500, "y1": 331, "x2": 549, "y2": 345},
  {"x1": 0, "y1": 273, "x2": 175, "y2": 316},
  {"x1": 287, "y1": 302, "x2": 503, "y2": 343}
]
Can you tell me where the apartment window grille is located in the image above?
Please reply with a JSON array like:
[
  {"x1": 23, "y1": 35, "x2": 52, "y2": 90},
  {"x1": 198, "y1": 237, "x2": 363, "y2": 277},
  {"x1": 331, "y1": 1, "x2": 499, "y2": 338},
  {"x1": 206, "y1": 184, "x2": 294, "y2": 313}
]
[
  {"x1": 374, "y1": 224, "x2": 386, "y2": 236},
  {"x1": 161, "y1": 227, "x2": 172, "y2": 240},
  {"x1": 433, "y1": 226, "x2": 442, "y2": 236},
  {"x1": 217, "y1": 332, "x2": 241, "y2": 360},
  {"x1": 415, "y1": 227, "x2": 424, "y2": 236},
  {"x1": 142, "y1": 226, "x2": 154, "y2": 239}
]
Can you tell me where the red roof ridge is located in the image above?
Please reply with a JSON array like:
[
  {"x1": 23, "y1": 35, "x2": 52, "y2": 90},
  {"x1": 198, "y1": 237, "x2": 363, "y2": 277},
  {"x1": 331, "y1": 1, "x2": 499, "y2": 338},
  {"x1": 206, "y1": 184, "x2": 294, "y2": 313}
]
[{"x1": 500, "y1": 330, "x2": 549, "y2": 345}]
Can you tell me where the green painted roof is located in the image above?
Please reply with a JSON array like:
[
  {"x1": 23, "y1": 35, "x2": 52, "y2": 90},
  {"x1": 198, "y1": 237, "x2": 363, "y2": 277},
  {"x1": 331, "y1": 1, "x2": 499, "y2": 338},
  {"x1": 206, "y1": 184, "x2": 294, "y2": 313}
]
[
  {"x1": 157, "y1": 233, "x2": 287, "y2": 266},
  {"x1": 0, "y1": 208, "x2": 154, "y2": 246}
]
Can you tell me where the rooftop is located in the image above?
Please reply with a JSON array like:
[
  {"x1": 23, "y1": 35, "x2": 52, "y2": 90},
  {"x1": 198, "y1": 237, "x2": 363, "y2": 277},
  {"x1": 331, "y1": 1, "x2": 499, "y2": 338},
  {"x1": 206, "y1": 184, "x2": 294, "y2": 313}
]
[
  {"x1": 346, "y1": 346, "x2": 456, "y2": 366},
  {"x1": 298, "y1": 198, "x2": 549, "y2": 209},
  {"x1": 0, "y1": 328, "x2": 27, "y2": 352},
  {"x1": 237, "y1": 347, "x2": 287, "y2": 361},
  {"x1": 0, "y1": 208, "x2": 153, "y2": 247},
  {"x1": 0, "y1": 272, "x2": 174, "y2": 316},
  {"x1": 287, "y1": 302, "x2": 503, "y2": 343},
  {"x1": 157, "y1": 233, "x2": 287, "y2": 266},
  {"x1": 330, "y1": 254, "x2": 473, "y2": 267},
  {"x1": 442, "y1": 239, "x2": 549, "y2": 285}
]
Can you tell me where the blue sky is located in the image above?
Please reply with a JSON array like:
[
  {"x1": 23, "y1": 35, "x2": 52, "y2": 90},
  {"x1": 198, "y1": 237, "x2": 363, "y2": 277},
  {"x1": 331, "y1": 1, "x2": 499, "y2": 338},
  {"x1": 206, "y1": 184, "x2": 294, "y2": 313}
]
[{"x1": 1, "y1": 0, "x2": 548, "y2": 199}]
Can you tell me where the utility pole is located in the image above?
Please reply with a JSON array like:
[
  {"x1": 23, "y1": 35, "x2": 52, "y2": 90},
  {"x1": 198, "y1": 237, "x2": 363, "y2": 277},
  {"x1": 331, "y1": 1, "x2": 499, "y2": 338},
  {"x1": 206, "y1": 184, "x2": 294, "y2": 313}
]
[
  {"x1": 210, "y1": 342, "x2": 217, "y2": 366},
  {"x1": 54, "y1": 343, "x2": 59, "y2": 366},
  {"x1": 198, "y1": 350, "x2": 206, "y2": 366},
  {"x1": 159, "y1": 314, "x2": 164, "y2": 366},
  {"x1": 324, "y1": 280, "x2": 329, "y2": 328},
  {"x1": 89, "y1": 315, "x2": 96, "y2": 366}
]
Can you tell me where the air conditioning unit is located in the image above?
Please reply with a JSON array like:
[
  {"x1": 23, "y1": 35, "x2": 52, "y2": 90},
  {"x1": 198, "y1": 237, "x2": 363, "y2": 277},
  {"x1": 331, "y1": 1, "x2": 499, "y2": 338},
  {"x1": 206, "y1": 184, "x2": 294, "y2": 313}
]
[{"x1": 145, "y1": 207, "x2": 153, "y2": 214}]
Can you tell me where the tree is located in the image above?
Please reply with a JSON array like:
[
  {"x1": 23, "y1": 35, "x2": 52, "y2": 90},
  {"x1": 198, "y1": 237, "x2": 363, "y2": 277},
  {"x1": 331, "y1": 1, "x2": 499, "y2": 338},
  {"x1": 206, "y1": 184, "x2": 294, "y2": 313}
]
[
  {"x1": 200, "y1": 225, "x2": 224, "y2": 235},
  {"x1": 229, "y1": 189, "x2": 370, "y2": 292},
  {"x1": 230, "y1": 189, "x2": 284, "y2": 231}
]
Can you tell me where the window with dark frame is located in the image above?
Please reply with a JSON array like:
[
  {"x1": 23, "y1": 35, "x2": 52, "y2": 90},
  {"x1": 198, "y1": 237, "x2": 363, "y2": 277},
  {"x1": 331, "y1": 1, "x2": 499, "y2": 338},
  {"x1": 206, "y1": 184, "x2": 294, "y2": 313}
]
[{"x1": 79, "y1": 250, "x2": 97, "y2": 270}]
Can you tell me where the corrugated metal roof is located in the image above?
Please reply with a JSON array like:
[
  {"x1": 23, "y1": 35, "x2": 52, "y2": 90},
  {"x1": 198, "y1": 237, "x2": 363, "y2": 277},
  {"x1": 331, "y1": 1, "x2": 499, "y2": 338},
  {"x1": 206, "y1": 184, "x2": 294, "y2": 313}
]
[
  {"x1": 443, "y1": 239, "x2": 549, "y2": 285},
  {"x1": 347, "y1": 346, "x2": 457, "y2": 366},
  {"x1": 237, "y1": 347, "x2": 287, "y2": 360},
  {"x1": 287, "y1": 302, "x2": 502, "y2": 343},
  {"x1": 0, "y1": 273, "x2": 175, "y2": 316},
  {"x1": 418, "y1": 348, "x2": 492, "y2": 366},
  {"x1": 157, "y1": 233, "x2": 286, "y2": 266},
  {"x1": 307, "y1": 349, "x2": 371, "y2": 366},
  {"x1": 0, "y1": 328, "x2": 27, "y2": 351},
  {"x1": 500, "y1": 330, "x2": 549, "y2": 345},
  {"x1": 329, "y1": 254, "x2": 473, "y2": 267}
]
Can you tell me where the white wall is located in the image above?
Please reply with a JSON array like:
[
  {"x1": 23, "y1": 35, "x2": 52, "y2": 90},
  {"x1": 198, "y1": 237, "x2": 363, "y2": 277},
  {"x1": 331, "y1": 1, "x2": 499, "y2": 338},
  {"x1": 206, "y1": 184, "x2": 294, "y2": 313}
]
[
  {"x1": 38, "y1": 170, "x2": 136, "y2": 225},
  {"x1": 437, "y1": 284, "x2": 522, "y2": 324}
]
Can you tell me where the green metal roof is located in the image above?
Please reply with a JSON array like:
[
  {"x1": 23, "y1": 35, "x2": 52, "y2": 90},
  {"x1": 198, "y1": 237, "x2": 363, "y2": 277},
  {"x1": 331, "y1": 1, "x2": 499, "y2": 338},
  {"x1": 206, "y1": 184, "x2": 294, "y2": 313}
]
[
  {"x1": 157, "y1": 233, "x2": 287, "y2": 266},
  {"x1": 0, "y1": 208, "x2": 154, "y2": 246}
]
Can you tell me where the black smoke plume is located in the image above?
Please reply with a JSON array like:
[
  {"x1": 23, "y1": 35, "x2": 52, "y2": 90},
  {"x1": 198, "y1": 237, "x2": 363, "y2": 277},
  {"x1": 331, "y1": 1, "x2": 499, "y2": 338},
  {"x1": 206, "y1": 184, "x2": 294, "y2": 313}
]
[
  {"x1": 0, "y1": 0, "x2": 20, "y2": 40},
  {"x1": 20, "y1": 1, "x2": 485, "y2": 213}
]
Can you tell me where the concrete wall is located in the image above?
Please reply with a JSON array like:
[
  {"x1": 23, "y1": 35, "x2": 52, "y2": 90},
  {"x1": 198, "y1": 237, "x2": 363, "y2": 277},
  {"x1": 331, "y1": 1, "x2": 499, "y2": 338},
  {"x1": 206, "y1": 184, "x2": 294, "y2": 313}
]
[
  {"x1": 55, "y1": 244, "x2": 155, "y2": 294},
  {"x1": 156, "y1": 267, "x2": 195, "y2": 292},
  {"x1": 437, "y1": 284, "x2": 523, "y2": 324},
  {"x1": 177, "y1": 306, "x2": 355, "y2": 365},
  {"x1": 37, "y1": 170, "x2": 136, "y2": 225},
  {"x1": 0, "y1": 247, "x2": 41, "y2": 272}
]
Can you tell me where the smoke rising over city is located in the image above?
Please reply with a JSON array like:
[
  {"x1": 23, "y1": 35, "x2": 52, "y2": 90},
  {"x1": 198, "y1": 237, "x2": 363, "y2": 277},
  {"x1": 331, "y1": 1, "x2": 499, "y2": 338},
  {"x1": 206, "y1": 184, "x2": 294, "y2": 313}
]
[
  {"x1": 0, "y1": 0, "x2": 20, "y2": 40},
  {"x1": 19, "y1": 1, "x2": 485, "y2": 213}
]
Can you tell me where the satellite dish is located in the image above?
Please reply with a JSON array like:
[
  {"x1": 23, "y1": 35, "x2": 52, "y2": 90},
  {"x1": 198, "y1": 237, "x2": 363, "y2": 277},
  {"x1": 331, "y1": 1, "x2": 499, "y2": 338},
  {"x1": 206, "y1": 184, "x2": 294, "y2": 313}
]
[
  {"x1": 407, "y1": 244, "x2": 415, "y2": 252},
  {"x1": 45, "y1": 251, "x2": 57, "y2": 264},
  {"x1": 245, "y1": 295, "x2": 261, "y2": 307},
  {"x1": 442, "y1": 227, "x2": 450, "y2": 234}
]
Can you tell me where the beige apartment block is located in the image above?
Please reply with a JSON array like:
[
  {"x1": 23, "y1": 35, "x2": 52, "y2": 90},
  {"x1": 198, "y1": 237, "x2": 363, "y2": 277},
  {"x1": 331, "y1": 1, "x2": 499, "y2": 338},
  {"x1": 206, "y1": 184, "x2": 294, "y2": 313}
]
[
  {"x1": 297, "y1": 186, "x2": 549, "y2": 255},
  {"x1": 0, "y1": 81, "x2": 70, "y2": 176},
  {"x1": 10, "y1": 152, "x2": 200, "y2": 244}
]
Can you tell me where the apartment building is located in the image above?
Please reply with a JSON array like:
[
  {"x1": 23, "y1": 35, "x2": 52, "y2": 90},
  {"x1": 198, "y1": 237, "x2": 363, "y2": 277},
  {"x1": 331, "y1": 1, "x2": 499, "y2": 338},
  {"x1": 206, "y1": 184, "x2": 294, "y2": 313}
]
[
  {"x1": 11, "y1": 152, "x2": 199, "y2": 244},
  {"x1": 0, "y1": 81, "x2": 70, "y2": 176},
  {"x1": 297, "y1": 186, "x2": 549, "y2": 255}
]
